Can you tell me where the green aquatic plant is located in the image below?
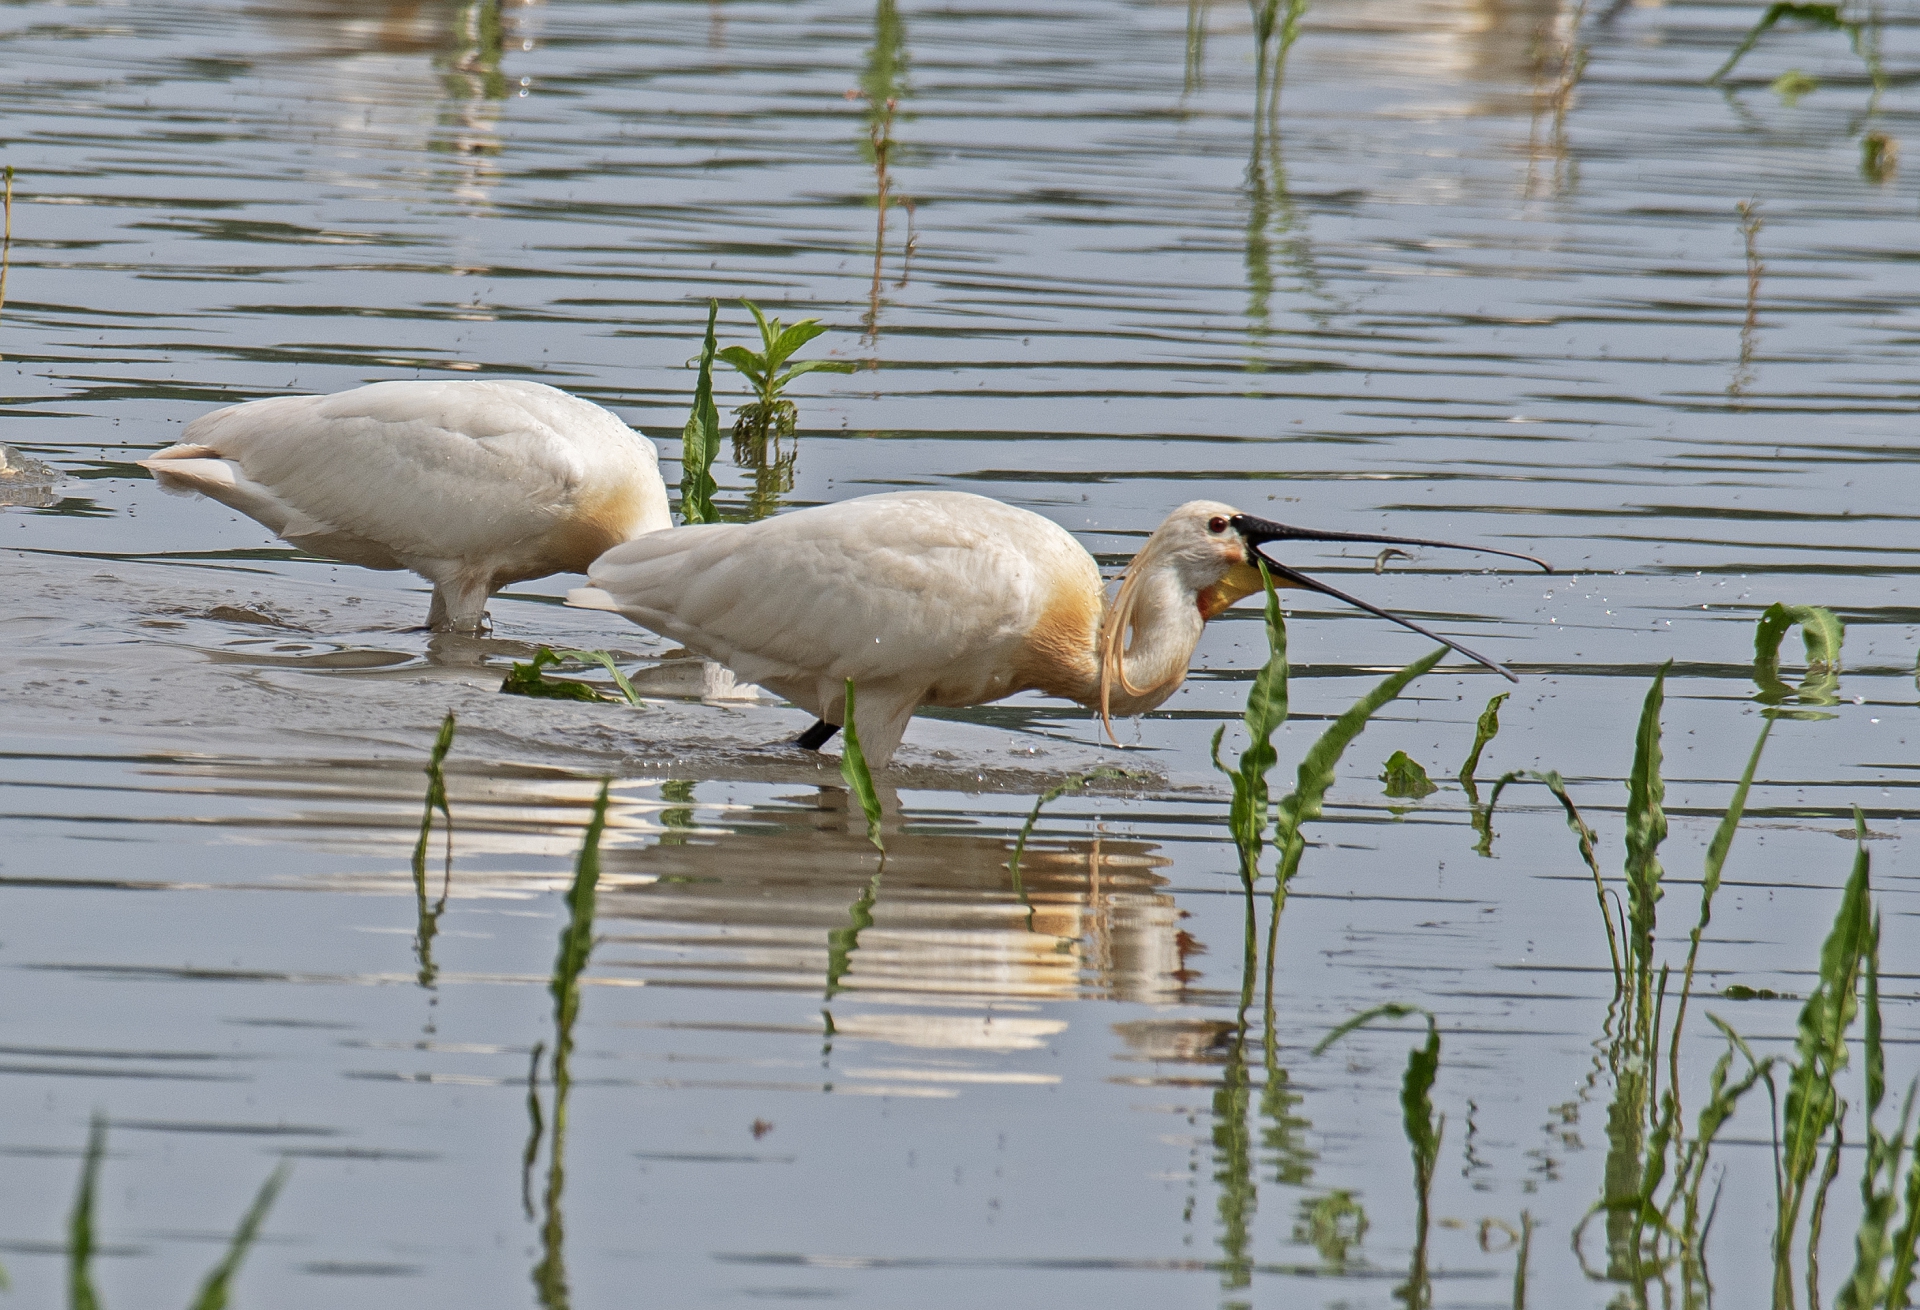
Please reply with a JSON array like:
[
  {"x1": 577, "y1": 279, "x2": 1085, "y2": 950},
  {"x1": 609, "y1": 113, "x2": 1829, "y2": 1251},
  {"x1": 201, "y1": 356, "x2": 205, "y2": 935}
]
[
  {"x1": 1249, "y1": 0, "x2": 1310, "y2": 122},
  {"x1": 530, "y1": 778, "x2": 611, "y2": 1310},
  {"x1": 1006, "y1": 765, "x2": 1137, "y2": 911},
  {"x1": 1293, "y1": 1190, "x2": 1367, "y2": 1268},
  {"x1": 500, "y1": 649, "x2": 641, "y2": 705},
  {"x1": 1315, "y1": 1003, "x2": 1442, "y2": 1309},
  {"x1": 1380, "y1": 750, "x2": 1437, "y2": 799},
  {"x1": 1208, "y1": 559, "x2": 1289, "y2": 881},
  {"x1": 1271, "y1": 646, "x2": 1448, "y2": 891},
  {"x1": 67, "y1": 1112, "x2": 288, "y2": 1310},
  {"x1": 1711, "y1": 3, "x2": 1883, "y2": 92},
  {"x1": 823, "y1": 681, "x2": 887, "y2": 999},
  {"x1": 1459, "y1": 690, "x2": 1508, "y2": 852},
  {"x1": 501, "y1": 648, "x2": 609, "y2": 703},
  {"x1": 411, "y1": 712, "x2": 457, "y2": 991},
  {"x1": 1753, "y1": 602, "x2": 1844, "y2": 712},
  {"x1": 1772, "y1": 68, "x2": 1820, "y2": 104},
  {"x1": 720, "y1": 299, "x2": 856, "y2": 442},
  {"x1": 838, "y1": 679, "x2": 884, "y2": 854},
  {"x1": 679, "y1": 299, "x2": 722, "y2": 526}
]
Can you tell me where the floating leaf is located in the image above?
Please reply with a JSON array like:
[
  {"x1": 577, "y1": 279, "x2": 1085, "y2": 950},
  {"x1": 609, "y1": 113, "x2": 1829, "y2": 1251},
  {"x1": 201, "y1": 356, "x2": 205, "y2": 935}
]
[
  {"x1": 500, "y1": 648, "x2": 614, "y2": 703},
  {"x1": 1381, "y1": 750, "x2": 1438, "y2": 799}
]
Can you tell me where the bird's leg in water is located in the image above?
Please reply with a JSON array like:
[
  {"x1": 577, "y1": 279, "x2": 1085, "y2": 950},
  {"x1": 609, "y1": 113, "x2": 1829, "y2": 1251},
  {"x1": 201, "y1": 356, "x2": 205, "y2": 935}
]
[
  {"x1": 427, "y1": 574, "x2": 493, "y2": 634},
  {"x1": 796, "y1": 720, "x2": 840, "y2": 751}
]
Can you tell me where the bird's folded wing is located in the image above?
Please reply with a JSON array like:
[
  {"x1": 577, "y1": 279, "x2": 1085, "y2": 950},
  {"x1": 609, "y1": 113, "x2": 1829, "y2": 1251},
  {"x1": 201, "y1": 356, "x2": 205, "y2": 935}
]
[
  {"x1": 172, "y1": 381, "x2": 651, "y2": 559},
  {"x1": 585, "y1": 499, "x2": 1051, "y2": 689}
]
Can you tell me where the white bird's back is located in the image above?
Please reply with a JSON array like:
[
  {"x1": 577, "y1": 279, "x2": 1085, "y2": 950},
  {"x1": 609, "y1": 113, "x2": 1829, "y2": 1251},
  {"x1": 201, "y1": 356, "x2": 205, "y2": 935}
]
[
  {"x1": 580, "y1": 491, "x2": 1103, "y2": 757},
  {"x1": 143, "y1": 379, "x2": 671, "y2": 629}
]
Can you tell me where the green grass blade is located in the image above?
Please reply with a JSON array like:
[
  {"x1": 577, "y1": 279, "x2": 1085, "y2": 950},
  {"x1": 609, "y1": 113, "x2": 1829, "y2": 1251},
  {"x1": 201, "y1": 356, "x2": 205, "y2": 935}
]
[
  {"x1": 1458, "y1": 690, "x2": 1508, "y2": 794},
  {"x1": 1273, "y1": 645, "x2": 1446, "y2": 886},
  {"x1": 1008, "y1": 766, "x2": 1133, "y2": 886},
  {"x1": 185, "y1": 1163, "x2": 291, "y2": 1310},
  {"x1": 1484, "y1": 769, "x2": 1621, "y2": 984},
  {"x1": 1215, "y1": 561, "x2": 1290, "y2": 878},
  {"x1": 69, "y1": 1112, "x2": 105, "y2": 1310},
  {"x1": 550, "y1": 780, "x2": 610, "y2": 1104},
  {"x1": 1668, "y1": 713, "x2": 1774, "y2": 1097},
  {"x1": 679, "y1": 299, "x2": 722, "y2": 525},
  {"x1": 1623, "y1": 664, "x2": 1670, "y2": 986},
  {"x1": 410, "y1": 711, "x2": 456, "y2": 989},
  {"x1": 501, "y1": 648, "x2": 614, "y2": 703},
  {"x1": 838, "y1": 679, "x2": 885, "y2": 853},
  {"x1": 554, "y1": 651, "x2": 642, "y2": 707},
  {"x1": 1779, "y1": 808, "x2": 1873, "y2": 1277},
  {"x1": 1709, "y1": 2, "x2": 1848, "y2": 84},
  {"x1": 1752, "y1": 602, "x2": 1844, "y2": 708},
  {"x1": 824, "y1": 868, "x2": 883, "y2": 999}
]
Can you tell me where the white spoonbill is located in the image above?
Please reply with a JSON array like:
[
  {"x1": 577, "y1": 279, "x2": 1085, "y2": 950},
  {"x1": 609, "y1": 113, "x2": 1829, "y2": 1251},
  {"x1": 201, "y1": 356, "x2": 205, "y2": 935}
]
[
  {"x1": 567, "y1": 490, "x2": 1549, "y2": 766},
  {"x1": 141, "y1": 379, "x2": 670, "y2": 632}
]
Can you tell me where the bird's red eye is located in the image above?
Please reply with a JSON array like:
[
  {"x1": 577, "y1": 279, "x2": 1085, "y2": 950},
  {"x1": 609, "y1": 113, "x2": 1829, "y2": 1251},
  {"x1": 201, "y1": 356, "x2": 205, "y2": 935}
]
[{"x1": 1207, "y1": 516, "x2": 1228, "y2": 534}]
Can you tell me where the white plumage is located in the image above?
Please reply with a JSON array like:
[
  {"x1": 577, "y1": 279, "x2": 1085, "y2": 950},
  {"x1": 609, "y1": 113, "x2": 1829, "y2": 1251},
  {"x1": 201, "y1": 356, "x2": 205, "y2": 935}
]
[
  {"x1": 571, "y1": 491, "x2": 1276, "y2": 765},
  {"x1": 141, "y1": 379, "x2": 670, "y2": 631},
  {"x1": 571, "y1": 490, "x2": 1546, "y2": 766}
]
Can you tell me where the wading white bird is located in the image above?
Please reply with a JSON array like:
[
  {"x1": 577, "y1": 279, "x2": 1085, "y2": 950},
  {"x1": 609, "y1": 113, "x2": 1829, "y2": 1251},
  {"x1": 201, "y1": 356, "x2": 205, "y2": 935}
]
[
  {"x1": 141, "y1": 379, "x2": 670, "y2": 632},
  {"x1": 568, "y1": 490, "x2": 1549, "y2": 766}
]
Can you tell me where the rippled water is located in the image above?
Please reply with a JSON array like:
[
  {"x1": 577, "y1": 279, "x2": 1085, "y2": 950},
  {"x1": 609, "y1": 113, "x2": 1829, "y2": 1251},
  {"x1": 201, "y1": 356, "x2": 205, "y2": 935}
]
[{"x1": 2, "y1": 0, "x2": 1917, "y2": 1304}]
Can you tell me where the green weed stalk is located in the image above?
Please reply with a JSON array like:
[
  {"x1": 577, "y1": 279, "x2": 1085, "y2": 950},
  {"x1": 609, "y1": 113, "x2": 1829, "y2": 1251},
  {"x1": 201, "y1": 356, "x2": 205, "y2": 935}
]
[
  {"x1": 823, "y1": 680, "x2": 886, "y2": 998},
  {"x1": 1007, "y1": 766, "x2": 1134, "y2": 922},
  {"x1": 679, "y1": 299, "x2": 722, "y2": 526},
  {"x1": 411, "y1": 712, "x2": 456, "y2": 990},
  {"x1": 1315, "y1": 1003, "x2": 1442, "y2": 1308},
  {"x1": 67, "y1": 1112, "x2": 287, "y2": 1310},
  {"x1": 838, "y1": 679, "x2": 885, "y2": 854},
  {"x1": 1208, "y1": 559, "x2": 1289, "y2": 883},
  {"x1": 1459, "y1": 691, "x2": 1508, "y2": 853},
  {"x1": 532, "y1": 778, "x2": 611, "y2": 1310}
]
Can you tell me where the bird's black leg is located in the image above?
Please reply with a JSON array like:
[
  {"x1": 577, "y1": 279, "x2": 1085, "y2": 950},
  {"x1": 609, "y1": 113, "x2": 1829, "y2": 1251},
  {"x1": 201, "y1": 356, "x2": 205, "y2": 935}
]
[{"x1": 795, "y1": 720, "x2": 840, "y2": 751}]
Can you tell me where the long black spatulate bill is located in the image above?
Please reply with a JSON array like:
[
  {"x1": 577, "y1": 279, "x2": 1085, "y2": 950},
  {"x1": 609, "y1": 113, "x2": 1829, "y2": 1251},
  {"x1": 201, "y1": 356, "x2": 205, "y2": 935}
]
[
  {"x1": 1229, "y1": 516, "x2": 1554, "y2": 574},
  {"x1": 1229, "y1": 513, "x2": 1550, "y2": 683}
]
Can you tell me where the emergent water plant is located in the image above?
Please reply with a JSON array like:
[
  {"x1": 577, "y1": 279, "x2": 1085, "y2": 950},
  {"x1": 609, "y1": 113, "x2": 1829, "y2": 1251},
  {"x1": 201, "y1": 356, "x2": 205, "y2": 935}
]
[
  {"x1": 67, "y1": 1112, "x2": 287, "y2": 1310},
  {"x1": 528, "y1": 778, "x2": 612, "y2": 1310}
]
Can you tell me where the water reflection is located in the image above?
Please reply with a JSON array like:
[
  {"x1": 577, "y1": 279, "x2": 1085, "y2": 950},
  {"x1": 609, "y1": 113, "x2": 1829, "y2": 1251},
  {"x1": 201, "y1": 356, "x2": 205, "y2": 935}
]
[
  {"x1": 856, "y1": 0, "x2": 910, "y2": 345},
  {"x1": 595, "y1": 786, "x2": 1184, "y2": 1006},
  {"x1": 249, "y1": 0, "x2": 537, "y2": 207}
]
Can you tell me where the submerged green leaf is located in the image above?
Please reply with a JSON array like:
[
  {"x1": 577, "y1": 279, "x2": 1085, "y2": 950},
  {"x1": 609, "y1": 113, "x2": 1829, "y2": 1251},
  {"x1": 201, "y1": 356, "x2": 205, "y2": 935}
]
[
  {"x1": 501, "y1": 648, "x2": 615, "y2": 703},
  {"x1": 680, "y1": 298, "x2": 722, "y2": 526},
  {"x1": 1380, "y1": 750, "x2": 1438, "y2": 799},
  {"x1": 839, "y1": 679, "x2": 885, "y2": 853},
  {"x1": 553, "y1": 650, "x2": 642, "y2": 706}
]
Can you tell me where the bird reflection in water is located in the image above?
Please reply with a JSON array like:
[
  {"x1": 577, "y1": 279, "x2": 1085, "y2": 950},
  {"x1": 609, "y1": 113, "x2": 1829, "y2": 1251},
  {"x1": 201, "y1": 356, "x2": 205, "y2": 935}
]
[{"x1": 593, "y1": 784, "x2": 1186, "y2": 1008}]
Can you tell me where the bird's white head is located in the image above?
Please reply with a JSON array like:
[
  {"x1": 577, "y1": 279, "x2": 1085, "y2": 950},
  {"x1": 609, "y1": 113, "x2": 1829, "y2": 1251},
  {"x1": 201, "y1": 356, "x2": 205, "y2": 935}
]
[{"x1": 1095, "y1": 499, "x2": 1554, "y2": 739}]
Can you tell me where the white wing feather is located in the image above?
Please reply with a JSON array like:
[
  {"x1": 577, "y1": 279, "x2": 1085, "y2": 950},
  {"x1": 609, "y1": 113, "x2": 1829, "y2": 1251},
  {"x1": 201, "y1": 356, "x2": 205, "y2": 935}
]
[{"x1": 585, "y1": 492, "x2": 1081, "y2": 711}]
